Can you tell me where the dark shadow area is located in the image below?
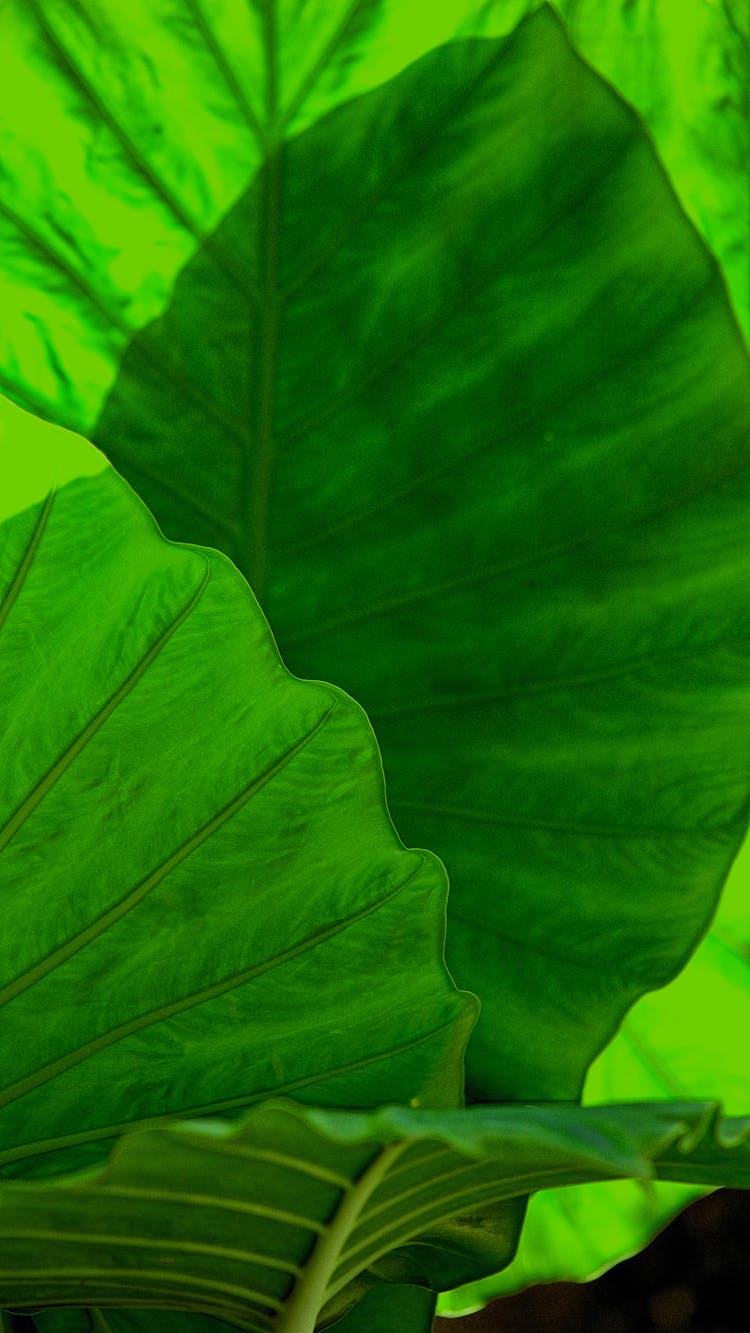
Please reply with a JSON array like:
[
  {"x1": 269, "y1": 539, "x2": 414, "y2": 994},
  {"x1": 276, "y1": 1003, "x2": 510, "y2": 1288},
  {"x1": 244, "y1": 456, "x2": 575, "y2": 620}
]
[{"x1": 435, "y1": 1190, "x2": 750, "y2": 1331}]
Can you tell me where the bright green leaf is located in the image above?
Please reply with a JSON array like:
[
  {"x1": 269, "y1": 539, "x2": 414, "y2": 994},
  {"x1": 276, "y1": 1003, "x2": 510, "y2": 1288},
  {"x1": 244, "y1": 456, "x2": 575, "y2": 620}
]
[{"x1": 0, "y1": 397, "x2": 475, "y2": 1188}]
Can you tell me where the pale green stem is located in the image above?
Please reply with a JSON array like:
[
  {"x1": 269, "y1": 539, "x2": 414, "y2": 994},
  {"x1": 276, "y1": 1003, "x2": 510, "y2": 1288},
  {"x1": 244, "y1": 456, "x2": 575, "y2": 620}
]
[{"x1": 275, "y1": 1141, "x2": 406, "y2": 1333}]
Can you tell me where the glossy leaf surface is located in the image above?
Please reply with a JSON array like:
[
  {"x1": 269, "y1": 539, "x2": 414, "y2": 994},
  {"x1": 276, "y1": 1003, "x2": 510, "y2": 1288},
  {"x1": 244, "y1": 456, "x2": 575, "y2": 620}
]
[
  {"x1": 1, "y1": 1099, "x2": 749, "y2": 1330},
  {"x1": 0, "y1": 396, "x2": 474, "y2": 1187}
]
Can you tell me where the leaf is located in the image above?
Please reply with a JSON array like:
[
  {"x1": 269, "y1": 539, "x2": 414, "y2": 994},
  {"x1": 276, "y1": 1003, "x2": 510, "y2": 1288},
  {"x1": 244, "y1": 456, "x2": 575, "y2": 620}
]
[
  {"x1": 515, "y1": 2, "x2": 750, "y2": 1275},
  {"x1": 12, "y1": 1310, "x2": 240, "y2": 1333},
  {"x1": 41, "y1": 3, "x2": 750, "y2": 1106},
  {"x1": 1, "y1": 1098, "x2": 749, "y2": 1331},
  {"x1": 326, "y1": 1285, "x2": 437, "y2": 1333},
  {"x1": 29, "y1": 1313, "x2": 238, "y2": 1333},
  {"x1": 0, "y1": 0, "x2": 530, "y2": 435},
  {"x1": 0, "y1": 394, "x2": 475, "y2": 1188},
  {"x1": 3, "y1": 0, "x2": 750, "y2": 1110},
  {"x1": 438, "y1": 827, "x2": 750, "y2": 1310},
  {"x1": 433, "y1": 2, "x2": 750, "y2": 1303},
  {"x1": 2, "y1": 0, "x2": 750, "y2": 1311},
  {"x1": 546, "y1": 0, "x2": 750, "y2": 340},
  {"x1": 17, "y1": 1296, "x2": 440, "y2": 1333}
]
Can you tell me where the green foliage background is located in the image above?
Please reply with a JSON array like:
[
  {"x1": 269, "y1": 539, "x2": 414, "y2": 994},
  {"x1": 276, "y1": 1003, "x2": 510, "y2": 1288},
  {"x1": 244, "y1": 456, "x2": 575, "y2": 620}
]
[{"x1": 0, "y1": 2, "x2": 749, "y2": 1328}]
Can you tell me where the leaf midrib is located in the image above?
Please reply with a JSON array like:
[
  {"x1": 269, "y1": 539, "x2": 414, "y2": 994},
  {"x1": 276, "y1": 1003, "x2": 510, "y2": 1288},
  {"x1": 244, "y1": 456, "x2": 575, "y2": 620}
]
[{"x1": 0, "y1": 1010, "x2": 460, "y2": 1172}]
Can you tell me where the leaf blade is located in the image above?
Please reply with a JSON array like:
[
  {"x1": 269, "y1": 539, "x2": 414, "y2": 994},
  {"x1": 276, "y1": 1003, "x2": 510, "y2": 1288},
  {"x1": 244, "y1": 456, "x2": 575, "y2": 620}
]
[
  {"x1": 2, "y1": 1098, "x2": 750, "y2": 1327},
  {"x1": 0, "y1": 400, "x2": 475, "y2": 1184}
]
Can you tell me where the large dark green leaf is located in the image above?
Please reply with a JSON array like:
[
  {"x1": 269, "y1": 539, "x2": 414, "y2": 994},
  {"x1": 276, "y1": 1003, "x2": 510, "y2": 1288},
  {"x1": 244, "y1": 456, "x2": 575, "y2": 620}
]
[
  {"x1": 327, "y1": 1285, "x2": 437, "y2": 1333},
  {"x1": 55, "y1": 5, "x2": 750, "y2": 1104},
  {"x1": 1, "y1": 1097, "x2": 749, "y2": 1330},
  {"x1": 0, "y1": 397, "x2": 474, "y2": 1186},
  {"x1": 435, "y1": 2, "x2": 750, "y2": 1287},
  {"x1": 435, "y1": 2, "x2": 750, "y2": 1303},
  {"x1": 26, "y1": 1313, "x2": 239, "y2": 1333},
  {"x1": 544, "y1": 0, "x2": 750, "y2": 340}
]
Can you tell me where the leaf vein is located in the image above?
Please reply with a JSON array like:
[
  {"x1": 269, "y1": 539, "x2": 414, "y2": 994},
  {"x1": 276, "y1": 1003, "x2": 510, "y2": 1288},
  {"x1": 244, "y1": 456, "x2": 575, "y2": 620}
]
[
  {"x1": 0, "y1": 489, "x2": 55, "y2": 636},
  {"x1": 391, "y1": 800, "x2": 742, "y2": 842},
  {"x1": 274, "y1": 278, "x2": 713, "y2": 564},
  {"x1": 0, "y1": 198, "x2": 250, "y2": 444},
  {"x1": 0, "y1": 701, "x2": 339, "y2": 1025},
  {"x1": 27, "y1": 0, "x2": 252, "y2": 299},
  {"x1": 0, "y1": 1003, "x2": 463, "y2": 1164},
  {"x1": 330, "y1": 1163, "x2": 626, "y2": 1297},
  {"x1": 281, "y1": 38, "x2": 511, "y2": 300},
  {"x1": 276, "y1": 128, "x2": 637, "y2": 449},
  {"x1": 5, "y1": 1228, "x2": 301, "y2": 1275},
  {"x1": 367, "y1": 635, "x2": 750, "y2": 719},
  {"x1": 0, "y1": 845, "x2": 432, "y2": 1110},
  {"x1": 0, "y1": 1266, "x2": 280, "y2": 1312},
  {"x1": 0, "y1": 565, "x2": 211, "y2": 862},
  {"x1": 280, "y1": 0, "x2": 369, "y2": 132},
  {"x1": 282, "y1": 417, "x2": 750, "y2": 646}
]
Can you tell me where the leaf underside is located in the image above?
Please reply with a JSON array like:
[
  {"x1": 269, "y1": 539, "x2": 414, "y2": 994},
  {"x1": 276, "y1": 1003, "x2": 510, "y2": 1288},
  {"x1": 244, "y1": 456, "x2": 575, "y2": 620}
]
[{"x1": 1, "y1": 1098, "x2": 750, "y2": 1330}]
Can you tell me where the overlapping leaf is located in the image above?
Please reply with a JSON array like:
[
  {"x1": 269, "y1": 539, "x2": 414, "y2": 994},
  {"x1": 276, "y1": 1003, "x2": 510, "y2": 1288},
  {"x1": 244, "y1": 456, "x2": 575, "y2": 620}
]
[
  {"x1": 2, "y1": 0, "x2": 750, "y2": 1318},
  {"x1": 432, "y1": 0, "x2": 750, "y2": 1303},
  {"x1": 0, "y1": 0, "x2": 529, "y2": 435},
  {"x1": 439, "y1": 832, "x2": 750, "y2": 1311},
  {"x1": 544, "y1": 0, "x2": 750, "y2": 339},
  {"x1": 1, "y1": 1098, "x2": 750, "y2": 1330},
  {"x1": 0, "y1": 397, "x2": 474, "y2": 1191},
  {"x1": 78, "y1": 6, "x2": 750, "y2": 1105}
]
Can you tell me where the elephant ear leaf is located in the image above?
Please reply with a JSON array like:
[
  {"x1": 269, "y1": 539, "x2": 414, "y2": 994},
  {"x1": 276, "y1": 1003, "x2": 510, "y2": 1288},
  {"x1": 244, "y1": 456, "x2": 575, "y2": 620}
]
[
  {"x1": 0, "y1": 395, "x2": 476, "y2": 1185},
  {"x1": 1, "y1": 1097, "x2": 749, "y2": 1330},
  {"x1": 1, "y1": 0, "x2": 750, "y2": 1191},
  {"x1": 44, "y1": 3, "x2": 750, "y2": 1105}
]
